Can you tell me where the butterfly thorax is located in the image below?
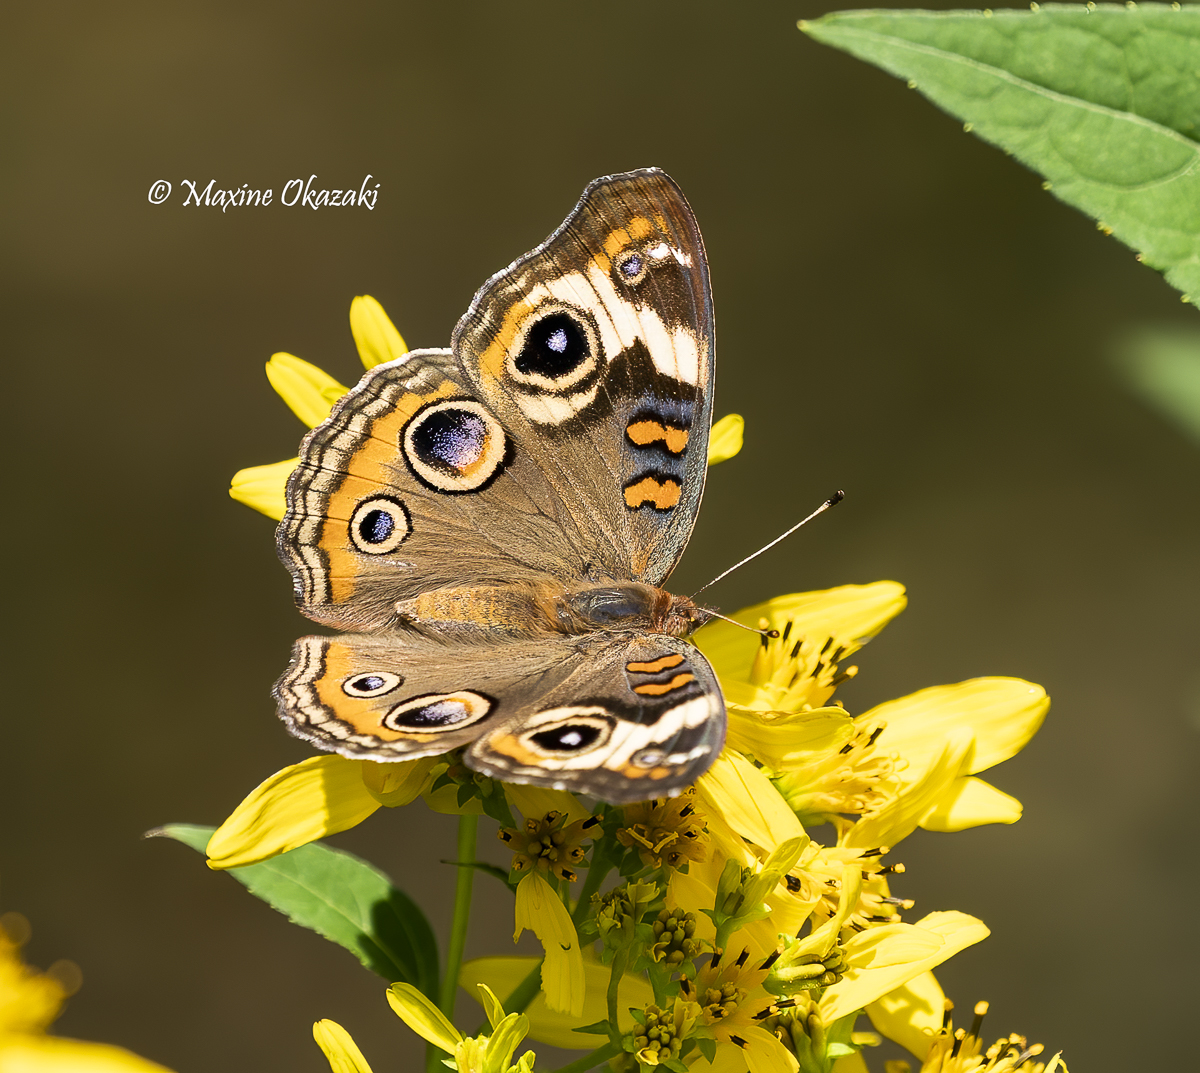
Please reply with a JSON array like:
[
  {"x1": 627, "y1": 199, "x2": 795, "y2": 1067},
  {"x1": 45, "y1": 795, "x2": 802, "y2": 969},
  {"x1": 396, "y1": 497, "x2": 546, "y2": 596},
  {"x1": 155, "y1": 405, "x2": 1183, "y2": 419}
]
[
  {"x1": 558, "y1": 583, "x2": 712, "y2": 637},
  {"x1": 396, "y1": 581, "x2": 710, "y2": 638}
]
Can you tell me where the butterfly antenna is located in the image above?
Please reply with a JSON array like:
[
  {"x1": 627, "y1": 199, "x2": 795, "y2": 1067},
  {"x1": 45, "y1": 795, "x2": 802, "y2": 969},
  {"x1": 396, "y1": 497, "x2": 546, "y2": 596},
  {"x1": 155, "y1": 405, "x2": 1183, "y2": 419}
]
[
  {"x1": 703, "y1": 609, "x2": 779, "y2": 639},
  {"x1": 691, "y1": 491, "x2": 845, "y2": 600}
]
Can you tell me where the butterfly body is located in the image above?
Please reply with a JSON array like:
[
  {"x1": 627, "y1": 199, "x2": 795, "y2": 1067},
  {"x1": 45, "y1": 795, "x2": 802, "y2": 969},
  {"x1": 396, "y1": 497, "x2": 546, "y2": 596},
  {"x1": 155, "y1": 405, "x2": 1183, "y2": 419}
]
[
  {"x1": 396, "y1": 580, "x2": 711, "y2": 640},
  {"x1": 273, "y1": 168, "x2": 727, "y2": 803}
]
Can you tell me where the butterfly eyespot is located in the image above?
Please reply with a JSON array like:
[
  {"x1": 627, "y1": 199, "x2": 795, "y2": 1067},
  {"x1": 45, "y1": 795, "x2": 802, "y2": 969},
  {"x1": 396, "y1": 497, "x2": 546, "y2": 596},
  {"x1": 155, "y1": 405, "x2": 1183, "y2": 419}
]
[
  {"x1": 632, "y1": 749, "x2": 665, "y2": 767},
  {"x1": 402, "y1": 399, "x2": 509, "y2": 493},
  {"x1": 342, "y1": 672, "x2": 403, "y2": 698},
  {"x1": 508, "y1": 306, "x2": 600, "y2": 393},
  {"x1": 531, "y1": 723, "x2": 603, "y2": 753},
  {"x1": 350, "y1": 496, "x2": 411, "y2": 554},
  {"x1": 614, "y1": 248, "x2": 649, "y2": 286},
  {"x1": 382, "y1": 691, "x2": 494, "y2": 733}
]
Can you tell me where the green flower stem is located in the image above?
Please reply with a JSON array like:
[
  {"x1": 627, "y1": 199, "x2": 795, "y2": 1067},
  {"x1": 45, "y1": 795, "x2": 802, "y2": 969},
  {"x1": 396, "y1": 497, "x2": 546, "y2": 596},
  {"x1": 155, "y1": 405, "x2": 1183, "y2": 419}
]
[
  {"x1": 572, "y1": 848, "x2": 611, "y2": 929},
  {"x1": 549, "y1": 1041, "x2": 620, "y2": 1073},
  {"x1": 606, "y1": 946, "x2": 629, "y2": 1032},
  {"x1": 440, "y1": 812, "x2": 478, "y2": 1018}
]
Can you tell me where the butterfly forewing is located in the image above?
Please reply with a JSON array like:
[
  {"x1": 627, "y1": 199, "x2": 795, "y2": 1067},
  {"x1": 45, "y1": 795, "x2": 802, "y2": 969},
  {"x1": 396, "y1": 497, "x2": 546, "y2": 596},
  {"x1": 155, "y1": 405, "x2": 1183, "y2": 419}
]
[
  {"x1": 278, "y1": 349, "x2": 597, "y2": 629},
  {"x1": 452, "y1": 168, "x2": 715, "y2": 585}
]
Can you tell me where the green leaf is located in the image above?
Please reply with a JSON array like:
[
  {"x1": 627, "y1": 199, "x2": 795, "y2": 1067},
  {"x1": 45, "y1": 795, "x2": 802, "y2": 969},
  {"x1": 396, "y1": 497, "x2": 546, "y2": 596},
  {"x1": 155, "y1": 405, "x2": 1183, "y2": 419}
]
[
  {"x1": 440, "y1": 859, "x2": 515, "y2": 888},
  {"x1": 800, "y1": 5, "x2": 1200, "y2": 304},
  {"x1": 571, "y1": 1020, "x2": 614, "y2": 1036},
  {"x1": 152, "y1": 823, "x2": 439, "y2": 997},
  {"x1": 696, "y1": 1036, "x2": 717, "y2": 1063},
  {"x1": 1114, "y1": 324, "x2": 1200, "y2": 441}
]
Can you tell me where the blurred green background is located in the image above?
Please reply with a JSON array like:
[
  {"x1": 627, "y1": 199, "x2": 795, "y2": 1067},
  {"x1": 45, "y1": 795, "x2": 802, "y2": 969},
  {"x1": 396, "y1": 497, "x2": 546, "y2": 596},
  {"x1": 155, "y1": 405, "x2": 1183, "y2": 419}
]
[{"x1": 4, "y1": 2, "x2": 1197, "y2": 1070}]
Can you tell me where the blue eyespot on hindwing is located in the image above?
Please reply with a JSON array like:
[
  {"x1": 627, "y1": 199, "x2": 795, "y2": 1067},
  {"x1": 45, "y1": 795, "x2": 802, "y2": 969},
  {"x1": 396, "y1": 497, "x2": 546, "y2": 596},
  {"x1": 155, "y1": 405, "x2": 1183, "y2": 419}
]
[
  {"x1": 382, "y1": 691, "x2": 494, "y2": 733},
  {"x1": 342, "y1": 671, "x2": 404, "y2": 698}
]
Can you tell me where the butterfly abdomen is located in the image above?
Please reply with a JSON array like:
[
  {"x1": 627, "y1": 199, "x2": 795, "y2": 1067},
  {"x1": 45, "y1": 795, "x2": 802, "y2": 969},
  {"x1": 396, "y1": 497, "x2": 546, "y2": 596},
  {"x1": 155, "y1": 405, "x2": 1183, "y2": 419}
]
[{"x1": 396, "y1": 584, "x2": 561, "y2": 636}]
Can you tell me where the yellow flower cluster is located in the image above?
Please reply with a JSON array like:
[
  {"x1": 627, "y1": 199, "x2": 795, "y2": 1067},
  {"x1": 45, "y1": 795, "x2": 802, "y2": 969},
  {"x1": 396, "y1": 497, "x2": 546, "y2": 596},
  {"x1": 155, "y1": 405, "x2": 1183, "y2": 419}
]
[{"x1": 214, "y1": 298, "x2": 1062, "y2": 1073}]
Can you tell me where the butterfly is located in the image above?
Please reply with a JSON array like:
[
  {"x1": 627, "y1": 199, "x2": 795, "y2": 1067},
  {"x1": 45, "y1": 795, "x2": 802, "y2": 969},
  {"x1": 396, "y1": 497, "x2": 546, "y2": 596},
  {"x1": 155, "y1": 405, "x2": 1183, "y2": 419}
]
[{"x1": 273, "y1": 168, "x2": 725, "y2": 804}]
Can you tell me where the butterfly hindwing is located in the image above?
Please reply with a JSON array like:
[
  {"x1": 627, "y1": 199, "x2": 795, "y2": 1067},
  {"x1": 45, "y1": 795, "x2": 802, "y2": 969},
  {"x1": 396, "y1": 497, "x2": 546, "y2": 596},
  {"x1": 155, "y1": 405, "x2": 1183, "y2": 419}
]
[
  {"x1": 452, "y1": 168, "x2": 715, "y2": 585},
  {"x1": 468, "y1": 633, "x2": 725, "y2": 803},
  {"x1": 276, "y1": 631, "x2": 724, "y2": 802}
]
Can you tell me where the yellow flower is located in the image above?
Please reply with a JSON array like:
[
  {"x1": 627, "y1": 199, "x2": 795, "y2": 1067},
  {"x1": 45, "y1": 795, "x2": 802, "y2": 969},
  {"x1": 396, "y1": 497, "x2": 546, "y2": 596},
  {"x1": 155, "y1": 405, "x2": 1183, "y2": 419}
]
[
  {"x1": 868, "y1": 982, "x2": 1067, "y2": 1073},
  {"x1": 0, "y1": 912, "x2": 173, "y2": 1072},
  {"x1": 498, "y1": 810, "x2": 598, "y2": 882},
  {"x1": 694, "y1": 583, "x2": 907, "y2": 712},
  {"x1": 680, "y1": 948, "x2": 800, "y2": 1073},
  {"x1": 387, "y1": 982, "x2": 537, "y2": 1073},
  {"x1": 460, "y1": 952, "x2": 653, "y2": 1050},
  {"x1": 318, "y1": 983, "x2": 537, "y2": 1073},
  {"x1": 615, "y1": 788, "x2": 710, "y2": 871},
  {"x1": 625, "y1": 997, "x2": 702, "y2": 1067}
]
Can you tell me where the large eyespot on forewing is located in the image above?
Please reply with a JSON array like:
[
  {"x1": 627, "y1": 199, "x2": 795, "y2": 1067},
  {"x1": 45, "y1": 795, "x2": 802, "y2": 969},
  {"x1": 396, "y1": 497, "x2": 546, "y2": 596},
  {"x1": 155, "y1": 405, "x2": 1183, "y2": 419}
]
[
  {"x1": 349, "y1": 495, "x2": 412, "y2": 554},
  {"x1": 506, "y1": 304, "x2": 600, "y2": 393},
  {"x1": 382, "y1": 691, "x2": 495, "y2": 734},
  {"x1": 401, "y1": 398, "x2": 509, "y2": 493}
]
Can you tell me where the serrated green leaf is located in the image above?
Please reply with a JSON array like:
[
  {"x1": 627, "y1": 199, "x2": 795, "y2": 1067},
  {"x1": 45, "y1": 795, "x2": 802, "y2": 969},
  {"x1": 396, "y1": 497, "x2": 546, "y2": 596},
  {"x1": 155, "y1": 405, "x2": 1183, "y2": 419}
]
[
  {"x1": 1114, "y1": 324, "x2": 1200, "y2": 441},
  {"x1": 152, "y1": 823, "x2": 439, "y2": 997},
  {"x1": 801, "y1": 5, "x2": 1200, "y2": 304}
]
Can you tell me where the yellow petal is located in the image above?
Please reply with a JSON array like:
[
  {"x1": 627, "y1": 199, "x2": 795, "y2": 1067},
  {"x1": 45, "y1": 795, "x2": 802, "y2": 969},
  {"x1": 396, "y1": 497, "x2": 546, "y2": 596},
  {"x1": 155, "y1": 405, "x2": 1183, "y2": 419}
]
[
  {"x1": 695, "y1": 583, "x2": 906, "y2": 690},
  {"x1": 228, "y1": 457, "x2": 296, "y2": 521},
  {"x1": 707, "y1": 414, "x2": 744, "y2": 465},
  {"x1": 313, "y1": 1019, "x2": 375, "y2": 1073},
  {"x1": 475, "y1": 983, "x2": 506, "y2": 1031},
  {"x1": 865, "y1": 971, "x2": 945, "y2": 1060},
  {"x1": 864, "y1": 679, "x2": 1048, "y2": 782},
  {"x1": 350, "y1": 295, "x2": 408, "y2": 369},
  {"x1": 792, "y1": 865, "x2": 862, "y2": 959},
  {"x1": 687, "y1": 1046, "x2": 748, "y2": 1073},
  {"x1": 843, "y1": 735, "x2": 972, "y2": 851},
  {"x1": 266, "y1": 353, "x2": 350, "y2": 427},
  {"x1": 206, "y1": 756, "x2": 380, "y2": 869},
  {"x1": 819, "y1": 911, "x2": 988, "y2": 1023},
  {"x1": 360, "y1": 756, "x2": 440, "y2": 807},
  {"x1": 0, "y1": 1036, "x2": 173, "y2": 1072},
  {"x1": 460, "y1": 953, "x2": 653, "y2": 1050},
  {"x1": 725, "y1": 705, "x2": 853, "y2": 770},
  {"x1": 920, "y1": 776, "x2": 1022, "y2": 833},
  {"x1": 504, "y1": 784, "x2": 592, "y2": 824},
  {"x1": 698, "y1": 751, "x2": 805, "y2": 852},
  {"x1": 831, "y1": 1052, "x2": 870, "y2": 1073},
  {"x1": 513, "y1": 874, "x2": 584, "y2": 1016},
  {"x1": 742, "y1": 1024, "x2": 800, "y2": 1073},
  {"x1": 386, "y1": 983, "x2": 463, "y2": 1053}
]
